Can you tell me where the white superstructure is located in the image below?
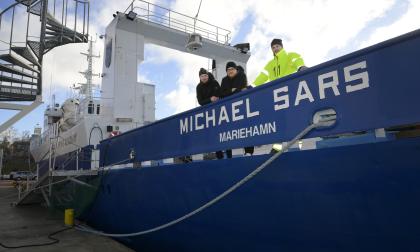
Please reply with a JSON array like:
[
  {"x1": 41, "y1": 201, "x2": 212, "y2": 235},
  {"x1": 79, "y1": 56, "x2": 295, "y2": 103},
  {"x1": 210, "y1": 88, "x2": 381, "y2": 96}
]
[
  {"x1": 30, "y1": 38, "x2": 156, "y2": 164},
  {"x1": 30, "y1": 0, "x2": 250, "y2": 165}
]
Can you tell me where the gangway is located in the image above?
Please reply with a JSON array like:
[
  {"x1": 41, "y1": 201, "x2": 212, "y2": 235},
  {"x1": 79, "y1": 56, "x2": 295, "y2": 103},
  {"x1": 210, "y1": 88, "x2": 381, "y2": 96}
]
[{"x1": 15, "y1": 169, "x2": 98, "y2": 206}]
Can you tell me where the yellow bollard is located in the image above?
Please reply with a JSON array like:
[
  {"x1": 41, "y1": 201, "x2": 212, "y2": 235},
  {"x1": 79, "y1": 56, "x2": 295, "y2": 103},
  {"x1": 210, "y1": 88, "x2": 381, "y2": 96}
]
[{"x1": 64, "y1": 209, "x2": 74, "y2": 227}]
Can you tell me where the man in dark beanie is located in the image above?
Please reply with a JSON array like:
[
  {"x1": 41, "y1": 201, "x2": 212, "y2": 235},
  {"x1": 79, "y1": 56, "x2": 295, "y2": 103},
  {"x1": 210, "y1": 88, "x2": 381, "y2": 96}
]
[
  {"x1": 220, "y1": 62, "x2": 254, "y2": 157},
  {"x1": 253, "y1": 38, "x2": 307, "y2": 86},
  {"x1": 196, "y1": 68, "x2": 221, "y2": 106},
  {"x1": 195, "y1": 67, "x2": 225, "y2": 159},
  {"x1": 225, "y1": 61, "x2": 237, "y2": 72},
  {"x1": 220, "y1": 61, "x2": 248, "y2": 97},
  {"x1": 271, "y1": 38, "x2": 283, "y2": 47}
]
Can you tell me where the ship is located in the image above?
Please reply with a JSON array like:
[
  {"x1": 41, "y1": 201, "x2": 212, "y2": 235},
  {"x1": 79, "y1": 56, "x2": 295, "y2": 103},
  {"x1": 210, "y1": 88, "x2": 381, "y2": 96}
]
[{"x1": 11, "y1": 1, "x2": 420, "y2": 251}]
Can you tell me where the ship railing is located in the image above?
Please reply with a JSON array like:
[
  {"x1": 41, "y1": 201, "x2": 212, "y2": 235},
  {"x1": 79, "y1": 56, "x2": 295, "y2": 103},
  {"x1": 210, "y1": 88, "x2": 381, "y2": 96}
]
[
  {"x1": 33, "y1": 147, "x2": 88, "y2": 177},
  {"x1": 124, "y1": 0, "x2": 231, "y2": 44},
  {"x1": 35, "y1": 122, "x2": 60, "y2": 147},
  {"x1": 50, "y1": 145, "x2": 96, "y2": 171},
  {"x1": 57, "y1": 149, "x2": 79, "y2": 170}
]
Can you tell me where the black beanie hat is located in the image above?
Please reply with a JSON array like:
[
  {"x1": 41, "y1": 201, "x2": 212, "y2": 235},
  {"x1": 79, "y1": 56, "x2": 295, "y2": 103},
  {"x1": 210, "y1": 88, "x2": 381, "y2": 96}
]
[
  {"x1": 199, "y1": 68, "x2": 208, "y2": 76},
  {"x1": 271, "y1": 38, "x2": 283, "y2": 47},
  {"x1": 225, "y1": 61, "x2": 237, "y2": 71}
]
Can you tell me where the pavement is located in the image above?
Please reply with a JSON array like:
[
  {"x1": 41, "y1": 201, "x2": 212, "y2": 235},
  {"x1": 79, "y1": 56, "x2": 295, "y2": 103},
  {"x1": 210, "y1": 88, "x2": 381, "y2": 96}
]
[{"x1": 0, "y1": 180, "x2": 133, "y2": 252}]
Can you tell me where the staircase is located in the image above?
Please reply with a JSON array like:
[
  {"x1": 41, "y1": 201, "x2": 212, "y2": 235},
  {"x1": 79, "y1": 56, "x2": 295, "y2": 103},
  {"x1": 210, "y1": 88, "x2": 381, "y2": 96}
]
[
  {"x1": 0, "y1": 0, "x2": 89, "y2": 133},
  {"x1": 0, "y1": 0, "x2": 89, "y2": 101}
]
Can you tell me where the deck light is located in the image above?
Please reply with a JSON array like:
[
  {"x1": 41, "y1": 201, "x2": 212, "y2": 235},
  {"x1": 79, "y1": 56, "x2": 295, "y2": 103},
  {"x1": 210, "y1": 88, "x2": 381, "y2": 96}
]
[{"x1": 126, "y1": 11, "x2": 137, "y2": 21}]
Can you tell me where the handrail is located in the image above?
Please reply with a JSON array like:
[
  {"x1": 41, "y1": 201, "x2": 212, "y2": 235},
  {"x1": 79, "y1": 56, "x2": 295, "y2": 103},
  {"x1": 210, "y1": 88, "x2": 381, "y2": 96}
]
[
  {"x1": 134, "y1": 8, "x2": 223, "y2": 39},
  {"x1": 0, "y1": 2, "x2": 20, "y2": 16},
  {"x1": 0, "y1": 1, "x2": 40, "y2": 16},
  {"x1": 123, "y1": 0, "x2": 231, "y2": 44}
]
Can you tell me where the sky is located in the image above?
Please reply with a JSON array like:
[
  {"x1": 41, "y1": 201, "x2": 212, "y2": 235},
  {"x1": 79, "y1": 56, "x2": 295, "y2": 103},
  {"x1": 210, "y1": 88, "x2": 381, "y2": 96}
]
[{"x1": 0, "y1": 0, "x2": 419, "y2": 136}]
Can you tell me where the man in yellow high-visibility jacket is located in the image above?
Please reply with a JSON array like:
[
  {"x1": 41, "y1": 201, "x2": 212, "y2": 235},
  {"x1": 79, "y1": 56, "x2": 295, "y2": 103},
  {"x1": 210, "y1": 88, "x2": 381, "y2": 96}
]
[
  {"x1": 254, "y1": 39, "x2": 308, "y2": 152},
  {"x1": 254, "y1": 38, "x2": 307, "y2": 86}
]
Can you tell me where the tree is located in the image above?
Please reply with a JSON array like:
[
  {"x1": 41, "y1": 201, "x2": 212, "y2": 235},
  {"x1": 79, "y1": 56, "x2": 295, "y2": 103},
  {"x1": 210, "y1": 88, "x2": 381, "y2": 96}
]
[
  {"x1": 0, "y1": 133, "x2": 36, "y2": 174},
  {"x1": 0, "y1": 136, "x2": 10, "y2": 154},
  {"x1": 0, "y1": 126, "x2": 18, "y2": 142},
  {"x1": 21, "y1": 130, "x2": 31, "y2": 140}
]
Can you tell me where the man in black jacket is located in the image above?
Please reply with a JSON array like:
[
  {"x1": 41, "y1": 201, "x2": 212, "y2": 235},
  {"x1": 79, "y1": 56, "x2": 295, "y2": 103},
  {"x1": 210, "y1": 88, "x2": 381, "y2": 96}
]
[
  {"x1": 195, "y1": 68, "x2": 225, "y2": 159},
  {"x1": 220, "y1": 62, "x2": 248, "y2": 98},
  {"x1": 196, "y1": 68, "x2": 221, "y2": 105},
  {"x1": 220, "y1": 62, "x2": 254, "y2": 157}
]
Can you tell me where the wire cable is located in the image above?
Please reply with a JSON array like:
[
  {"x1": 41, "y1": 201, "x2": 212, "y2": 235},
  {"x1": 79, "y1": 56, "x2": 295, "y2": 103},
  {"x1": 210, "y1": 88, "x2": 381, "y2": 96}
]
[
  {"x1": 193, "y1": 0, "x2": 203, "y2": 32},
  {"x1": 0, "y1": 227, "x2": 72, "y2": 249}
]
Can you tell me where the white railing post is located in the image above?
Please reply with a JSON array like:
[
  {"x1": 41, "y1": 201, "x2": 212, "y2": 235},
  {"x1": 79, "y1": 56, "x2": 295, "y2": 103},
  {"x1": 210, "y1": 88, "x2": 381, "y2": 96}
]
[
  {"x1": 147, "y1": 2, "x2": 149, "y2": 22},
  {"x1": 76, "y1": 148, "x2": 79, "y2": 170},
  {"x1": 26, "y1": 176, "x2": 29, "y2": 192},
  {"x1": 36, "y1": 163, "x2": 39, "y2": 182},
  {"x1": 18, "y1": 184, "x2": 21, "y2": 199}
]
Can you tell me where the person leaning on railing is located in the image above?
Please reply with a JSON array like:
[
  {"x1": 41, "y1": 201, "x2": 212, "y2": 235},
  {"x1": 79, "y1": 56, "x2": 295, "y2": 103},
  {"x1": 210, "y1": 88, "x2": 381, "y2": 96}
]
[
  {"x1": 196, "y1": 68, "x2": 224, "y2": 160},
  {"x1": 253, "y1": 38, "x2": 308, "y2": 86},
  {"x1": 253, "y1": 38, "x2": 308, "y2": 153},
  {"x1": 221, "y1": 61, "x2": 254, "y2": 157}
]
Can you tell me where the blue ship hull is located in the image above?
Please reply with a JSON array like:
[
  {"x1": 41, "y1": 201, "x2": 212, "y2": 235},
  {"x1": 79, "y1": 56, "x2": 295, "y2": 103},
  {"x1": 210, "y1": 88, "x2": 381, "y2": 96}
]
[
  {"x1": 80, "y1": 137, "x2": 420, "y2": 252},
  {"x1": 29, "y1": 28, "x2": 420, "y2": 251}
]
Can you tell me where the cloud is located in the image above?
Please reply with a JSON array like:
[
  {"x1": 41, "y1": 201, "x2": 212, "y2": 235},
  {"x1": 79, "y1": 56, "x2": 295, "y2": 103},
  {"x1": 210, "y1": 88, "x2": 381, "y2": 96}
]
[
  {"x1": 138, "y1": 68, "x2": 153, "y2": 84},
  {"x1": 90, "y1": 0, "x2": 159, "y2": 31},
  {"x1": 245, "y1": 0, "x2": 395, "y2": 74},
  {"x1": 359, "y1": 0, "x2": 420, "y2": 48},
  {"x1": 169, "y1": 0, "x2": 251, "y2": 34},
  {"x1": 90, "y1": 0, "x2": 130, "y2": 30},
  {"x1": 41, "y1": 23, "x2": 104, "y2": 96}
]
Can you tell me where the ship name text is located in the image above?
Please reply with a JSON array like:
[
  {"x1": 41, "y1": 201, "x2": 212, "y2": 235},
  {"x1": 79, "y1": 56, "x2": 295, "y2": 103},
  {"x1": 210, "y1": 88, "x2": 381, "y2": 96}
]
[{"x1": 179, "y1": 61, "x2": 370, "y2": 142}]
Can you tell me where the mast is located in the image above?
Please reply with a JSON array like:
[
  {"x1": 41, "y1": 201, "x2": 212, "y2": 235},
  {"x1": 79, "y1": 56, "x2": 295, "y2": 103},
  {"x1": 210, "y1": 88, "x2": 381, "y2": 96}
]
[{"x1": 79, "y1": 39, "x2": 100, "y2": 101}]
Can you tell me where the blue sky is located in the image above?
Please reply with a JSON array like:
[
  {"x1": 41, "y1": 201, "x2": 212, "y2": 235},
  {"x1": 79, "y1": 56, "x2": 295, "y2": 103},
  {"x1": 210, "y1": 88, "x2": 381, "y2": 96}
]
[{"x1": 1, "y1": 0, "x2": 419, "y2": 137}]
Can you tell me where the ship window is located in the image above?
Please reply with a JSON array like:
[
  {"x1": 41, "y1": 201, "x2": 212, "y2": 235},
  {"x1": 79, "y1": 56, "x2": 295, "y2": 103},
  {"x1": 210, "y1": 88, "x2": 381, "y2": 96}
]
[{"x1": 105, "y1": 38, "x2": 113, "y2": 68}]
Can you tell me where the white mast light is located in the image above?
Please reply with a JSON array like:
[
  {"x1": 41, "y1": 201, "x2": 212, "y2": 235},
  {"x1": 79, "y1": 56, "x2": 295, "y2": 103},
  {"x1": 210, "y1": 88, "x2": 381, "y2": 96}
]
[{"x1": 186, "y1": 33, "x2": 203, "y2": 51}]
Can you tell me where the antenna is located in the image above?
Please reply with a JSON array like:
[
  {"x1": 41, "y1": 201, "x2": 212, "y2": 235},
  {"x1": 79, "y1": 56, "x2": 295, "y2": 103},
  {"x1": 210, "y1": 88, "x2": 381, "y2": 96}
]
[
  {"x1": 186, "y1": 0, "x2": 204, "y2": 51},
  {"x1": 78, "y1": 36, "x2": 101, "y2": 101},
  {"x1": 193, "y1": 0, "x2": 203, "y2": 33}
]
